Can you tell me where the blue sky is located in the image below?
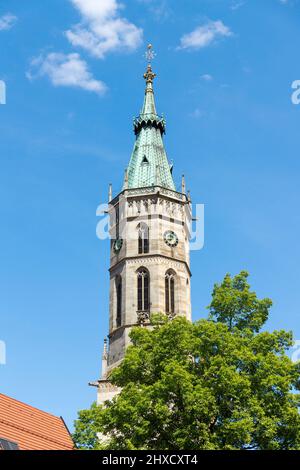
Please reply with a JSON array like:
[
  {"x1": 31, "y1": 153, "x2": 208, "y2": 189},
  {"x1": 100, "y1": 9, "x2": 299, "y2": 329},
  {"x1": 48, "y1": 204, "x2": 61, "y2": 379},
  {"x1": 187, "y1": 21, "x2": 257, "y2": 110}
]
[{"x1": 1, "y1": 0, "x2": 300, "y2": 429}]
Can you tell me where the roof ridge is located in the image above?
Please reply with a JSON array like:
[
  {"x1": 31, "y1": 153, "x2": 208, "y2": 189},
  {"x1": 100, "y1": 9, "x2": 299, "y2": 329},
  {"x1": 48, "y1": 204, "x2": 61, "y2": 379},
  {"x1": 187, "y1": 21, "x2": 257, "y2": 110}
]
[{"x1": 0, "y1": 393, "x2": 63, "y2": 421}]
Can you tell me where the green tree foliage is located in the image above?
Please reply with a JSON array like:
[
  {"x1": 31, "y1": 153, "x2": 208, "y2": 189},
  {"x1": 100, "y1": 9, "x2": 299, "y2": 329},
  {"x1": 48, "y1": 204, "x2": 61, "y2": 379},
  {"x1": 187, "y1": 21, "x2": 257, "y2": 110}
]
[{"x1": 74, "y1": 272, "x2": 300, "y2": 450}]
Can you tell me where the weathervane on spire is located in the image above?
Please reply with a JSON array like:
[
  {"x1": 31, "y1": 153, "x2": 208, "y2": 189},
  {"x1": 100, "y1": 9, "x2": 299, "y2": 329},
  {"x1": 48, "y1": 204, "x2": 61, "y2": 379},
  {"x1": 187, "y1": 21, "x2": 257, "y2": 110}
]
[{"x1": 144, "y1": 44, "x2": 156, "y2": 85}]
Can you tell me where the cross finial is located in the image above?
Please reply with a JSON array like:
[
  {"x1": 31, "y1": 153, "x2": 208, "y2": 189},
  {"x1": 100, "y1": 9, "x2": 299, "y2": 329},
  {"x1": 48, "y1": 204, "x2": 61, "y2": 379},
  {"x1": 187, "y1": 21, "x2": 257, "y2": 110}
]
[
  {"x1": 144, "y1": 44, "x2": 156, "y2": 85},
  {"x1": 145, "y1": 44, "x2": 156, "y2": 64}
]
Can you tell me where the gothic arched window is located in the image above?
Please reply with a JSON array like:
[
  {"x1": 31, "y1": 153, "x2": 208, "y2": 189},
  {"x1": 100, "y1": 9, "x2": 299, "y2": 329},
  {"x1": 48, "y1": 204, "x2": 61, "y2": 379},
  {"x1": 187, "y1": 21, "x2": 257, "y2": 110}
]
[
  {"x1": 137, "y1": 268, "x2": 150, "y2": 311},
  {"x1": 116, "y1": 276, "x2": 122, "y2": 327},
  {"x1": 138, "y1": 223, "x2": 149, "y2": 254},
  {"x1": 165, "y1": 270, "x2": 176, "y2": 314}
]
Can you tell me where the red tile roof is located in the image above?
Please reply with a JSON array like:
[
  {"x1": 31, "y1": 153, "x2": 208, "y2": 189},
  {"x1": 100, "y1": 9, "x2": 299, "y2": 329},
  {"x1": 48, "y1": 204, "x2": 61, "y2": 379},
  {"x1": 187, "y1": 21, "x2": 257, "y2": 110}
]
[{"x1": 0, "y1": 393, "x2": 74, "y2": 450}]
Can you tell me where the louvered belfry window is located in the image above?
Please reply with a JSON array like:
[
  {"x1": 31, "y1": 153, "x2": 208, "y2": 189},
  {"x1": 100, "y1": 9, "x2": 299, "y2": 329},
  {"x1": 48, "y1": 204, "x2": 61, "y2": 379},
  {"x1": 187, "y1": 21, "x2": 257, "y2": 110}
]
[
  {"x1": 165, "y1": 270, "x2": 175, "y2": 314},
  {"x1": 116, "y1": 276, "x2": 122, "y2": 327},
  {"x1": 138, "y1": 223, "x2": 149, "y2": 254},
  {"x1": 137, "y1": 268, "x2": 150, "y2": 311}
]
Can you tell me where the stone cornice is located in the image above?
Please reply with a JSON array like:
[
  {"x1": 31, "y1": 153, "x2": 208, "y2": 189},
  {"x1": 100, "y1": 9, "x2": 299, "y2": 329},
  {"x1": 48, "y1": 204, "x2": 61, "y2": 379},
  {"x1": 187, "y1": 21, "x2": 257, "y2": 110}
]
[
  {"x1": 109, "y1": 253, "x2": 192, "y2": 277},
  {"x1": 110, "y1": 185, "x2": 189, "y2": 206}
]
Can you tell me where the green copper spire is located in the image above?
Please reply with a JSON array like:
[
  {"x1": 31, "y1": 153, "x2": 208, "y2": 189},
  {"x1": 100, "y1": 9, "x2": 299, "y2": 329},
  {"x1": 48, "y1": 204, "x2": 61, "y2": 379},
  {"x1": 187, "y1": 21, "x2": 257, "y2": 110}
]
[{"x1": 126, "y1": 45, "x2": 176, "y2": 191}]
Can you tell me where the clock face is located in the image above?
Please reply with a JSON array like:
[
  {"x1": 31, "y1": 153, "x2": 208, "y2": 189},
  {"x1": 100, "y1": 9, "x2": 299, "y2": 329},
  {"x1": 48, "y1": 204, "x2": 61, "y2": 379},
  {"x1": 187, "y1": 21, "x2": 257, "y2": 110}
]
[
  {"x1": 164, "y1": 230, "x2": 179, "y2": 247},
  {"x1": 113, "y1": 238, "x2": 123, "y2": 253}
]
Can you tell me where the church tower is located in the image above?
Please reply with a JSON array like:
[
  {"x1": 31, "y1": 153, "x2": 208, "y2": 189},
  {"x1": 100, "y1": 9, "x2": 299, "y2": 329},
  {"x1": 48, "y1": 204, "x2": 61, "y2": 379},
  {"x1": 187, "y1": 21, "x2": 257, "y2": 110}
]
[{"x1": 91, "y1": 46, "x2": 192, "y2": 404}]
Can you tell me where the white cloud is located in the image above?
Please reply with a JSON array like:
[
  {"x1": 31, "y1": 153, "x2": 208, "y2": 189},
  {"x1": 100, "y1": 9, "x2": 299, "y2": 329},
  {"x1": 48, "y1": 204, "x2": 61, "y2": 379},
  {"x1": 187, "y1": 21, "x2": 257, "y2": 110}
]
[
  {"x1": 66, "y1": 0, "x2": 143, "y2": 59},
  {"x1": 179, "y1": 20, "x2": 233, "y2": 50},
  {"x1": 137, "y1": 0, "x2": 172, "y2": 22},
  {"x1": 201, "y1": 74, "x2": 213, "y2": 81},
  {"x1": 27, "y1": 53, "x2": 107, "y2": 95},
  {"x1": 230, "y1": 1, "x2": 245, "y2": 10},
  {"x1": 189, "y1": 108, "x2": 205, "y2": 119},
  {"x1": 0, "y1": 13, "x2": 17, "y2": 31}
]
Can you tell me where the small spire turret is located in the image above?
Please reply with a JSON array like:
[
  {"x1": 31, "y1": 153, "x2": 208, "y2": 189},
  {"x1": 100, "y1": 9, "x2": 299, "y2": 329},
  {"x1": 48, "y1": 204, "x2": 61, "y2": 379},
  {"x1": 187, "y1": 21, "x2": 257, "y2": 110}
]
[
  {"x1": 123, "y1": 168, "x2": 128, "y2": 189},
  {"x1": 181, "y1": 175, "x2": 186, "y2": 195},
  {"x1": 101, "y1": 338, "x2": 108, "y2": 378}
]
